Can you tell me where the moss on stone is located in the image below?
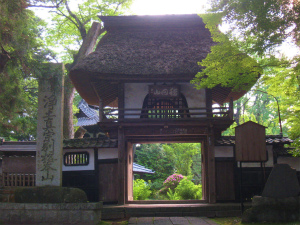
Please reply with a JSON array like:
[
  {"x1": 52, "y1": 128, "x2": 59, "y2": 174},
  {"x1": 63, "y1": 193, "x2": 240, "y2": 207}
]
[{"x1": 14, "y1": 186, "x2": 88, "y2": 203}]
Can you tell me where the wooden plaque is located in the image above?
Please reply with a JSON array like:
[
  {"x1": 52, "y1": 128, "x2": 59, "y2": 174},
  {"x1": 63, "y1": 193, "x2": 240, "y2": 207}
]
[
  {"x1": 235, "y1": 121, "x2": 267, "y2": 162},
  {"x1": 149, "y1": 85, "x2": 180, "y2": 98}
]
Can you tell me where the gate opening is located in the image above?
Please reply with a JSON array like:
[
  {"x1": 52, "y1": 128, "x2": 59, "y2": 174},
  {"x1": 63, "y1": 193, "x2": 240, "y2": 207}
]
[{"x1": 130, "y1": 143, "x2": 203, "y2": 201}]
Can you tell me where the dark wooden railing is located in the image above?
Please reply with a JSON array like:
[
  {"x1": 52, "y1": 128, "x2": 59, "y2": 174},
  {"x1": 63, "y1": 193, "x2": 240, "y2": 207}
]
[
  {"x1": 99, "y1": 105, "x2": 233, "y2": 122},
  {"x1": 1, "y1": 173, "x2": 36, "y2": 187}
]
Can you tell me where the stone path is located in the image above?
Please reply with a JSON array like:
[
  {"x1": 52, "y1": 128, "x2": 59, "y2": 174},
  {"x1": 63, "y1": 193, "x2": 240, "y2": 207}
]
[{"x1": 128, "y1": 217, "x2": 219, "y2": 225}]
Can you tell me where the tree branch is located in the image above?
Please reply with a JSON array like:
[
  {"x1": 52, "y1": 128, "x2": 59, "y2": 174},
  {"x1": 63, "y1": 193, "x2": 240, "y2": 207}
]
[
  {"x1": 114, "y1": 0, "x2": 125, "y2": 14},
  {"x1": 55, "y1": 9, "x2": 80, "y2": 31},
  {"x1": 65, "y1": 0, "x2": 87, "y2": 40},
  {"x1": 27, "y1": 0, "x2": 64, "y2": 8}
]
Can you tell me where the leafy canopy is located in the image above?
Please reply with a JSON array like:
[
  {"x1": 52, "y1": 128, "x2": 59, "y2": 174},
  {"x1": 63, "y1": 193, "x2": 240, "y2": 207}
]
[
  {"x1": 191, "y1": 13, "x2": 262, "y2": 92},
  {"x1": 209, "y1": 0, "x2": 300, "y2": 155},
  {"x1": 0, "y1": 1, "x2": 55, "y2": 140}
]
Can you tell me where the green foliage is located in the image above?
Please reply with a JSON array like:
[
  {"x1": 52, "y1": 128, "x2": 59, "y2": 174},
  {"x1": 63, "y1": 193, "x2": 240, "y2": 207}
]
[
  {"x1": 134, "y1": 144, "x2": 174, "y2": 184},
  {"x1": 133, "y1": 179, "x2": 151, "y2": 200},
  {"x1": 209, "y1": 0, "x2": 300, "y2": 155},
  {"x1": 0, "y1": 2, "x2": 54, "y2": 140},
  {"x1": 210, "y1": 0, "x2": 299, "y2": 55},
  {"x1": 46, "y1": 0, "x2": 132, "y2": 62},
  {"x1": 163, "y1": 143, "x2": 201, "y2": 176},
  {"x1": 174, "y1": 178, "x2": 202, "y2": 200},
  {"x1": 162, "y1": 174, "x2": 184, "y2": 191},
  {"x1": 191, "y1": 13, "x2": 261, "y2": 92},
  {"x1": 166, "y1": 188, "x2": 180, "y2": 200}
]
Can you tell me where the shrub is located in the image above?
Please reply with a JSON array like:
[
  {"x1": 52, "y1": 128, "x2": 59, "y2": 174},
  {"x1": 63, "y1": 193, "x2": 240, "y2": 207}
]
[
  {"x1": 133, "y1": 179, "x2": 151, "y2": 200},
  {"x1": 175, "y1": 178, "x2": 202, "y2": 200},
  {"x1": 149, "y1": 179, "x2": 164, "y2": 191},
  {"x1": 166, "y1": 188, "x2": 180, "y2": 200},
  {"x1": 163, "y1": 174, "x2": 184, "y2": 190},
  {"x1": 158, "y1": 174, "x2": 184, "y2": 196}
]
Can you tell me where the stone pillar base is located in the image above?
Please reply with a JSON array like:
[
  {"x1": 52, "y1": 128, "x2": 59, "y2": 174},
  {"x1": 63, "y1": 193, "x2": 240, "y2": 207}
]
[{"x1": 242, "y1": 196, "x2": 300, "y2": 223}]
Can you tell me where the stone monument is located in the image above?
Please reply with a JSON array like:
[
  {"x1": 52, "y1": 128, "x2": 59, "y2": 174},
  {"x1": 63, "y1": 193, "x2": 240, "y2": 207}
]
[
  {"x1": 36, "y1": 63, "x2": 64, "y2": 186},
  {"x1": 242, "y1": 164, "x2": 300, "y2": 223}
]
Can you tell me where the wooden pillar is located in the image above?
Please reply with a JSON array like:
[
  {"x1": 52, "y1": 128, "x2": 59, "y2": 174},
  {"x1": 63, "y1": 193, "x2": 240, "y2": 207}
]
[
  {"x1": 229, "y1": 97, "x2": 234, "y2": 119},
  {"x1": 118, "y1": 82, "x2": 125, "y2": 120},
  {"x1": 202, "y1": 140, "x2": 209, "y2": 202},
  {"x1": 118, "y1": 127, "x2": 126, "y2": 205},
  {"x1": 94, "y1": 147, "x2": 99, "y2": 202},
  {"x1": 207, "y1": 126, "x2": 216, "y2": 203},
  {"x1": 99, "y1": 99, "x2": 103, "y2": 122},
  {"x1": 126, "y1": 142, "x2": 133, "y2": 202},
  {"x1": 202, "y1": 138, "x2": 209, "y2": 202},
  {"x1": 206, "y1": 89, "x2": 213, "y2": 117}
]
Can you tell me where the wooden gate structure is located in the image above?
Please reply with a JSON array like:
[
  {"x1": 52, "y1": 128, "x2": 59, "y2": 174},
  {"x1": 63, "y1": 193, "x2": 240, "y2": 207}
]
[{"x1": 68, "y1": 14, "x2": 258, "y2": 204}]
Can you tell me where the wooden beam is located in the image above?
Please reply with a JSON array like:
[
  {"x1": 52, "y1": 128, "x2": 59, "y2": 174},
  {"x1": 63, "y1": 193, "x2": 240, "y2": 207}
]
[
  {"x1": 126, "y1": 142, "x2": 133, "y2": 202},
  {"x1": 99, "y1": 99, "x2": 104, "y2": 122},
  {"x1": 118, "y1": 127, "x2": 126, "y2": 205},
  {"x1": 206, "y1": 88, "x2": 213, "y2": 117},
  {"x1": 118, "y1": 82, "x2": 125, "y2": 120},
  {"x1": 202, "y1": 139, "x2": 209, "y2": 202},
  {"x1": 207, "y1": 127, "x2": 216, "y2": 203}
]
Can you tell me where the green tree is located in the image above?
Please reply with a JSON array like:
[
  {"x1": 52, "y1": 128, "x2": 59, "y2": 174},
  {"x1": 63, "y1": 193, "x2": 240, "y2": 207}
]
[
  {"x1": 134, "y1": 144, "x2": 174, "y2": 184},
  {"x1": 44, "y1": 0, "x2": 132, "y2": 139},
  {"x1": 162, "y1": 143, "x2": 201, "y2": 176},
  {"x1": 206, "y1": 1, "x2": 300, "y2": 155},
  {"x1": 0, "y1": 0, "x2": 55, "y2": 140},
  {"x1": 191, "y1": 13, "x2": 262, "y2": 92}
]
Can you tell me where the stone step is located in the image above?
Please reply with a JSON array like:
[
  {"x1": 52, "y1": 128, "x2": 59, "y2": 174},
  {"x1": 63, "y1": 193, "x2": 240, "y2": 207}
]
[{"x1": 102, "y1": 203, "x2": 249, "y2": 220}]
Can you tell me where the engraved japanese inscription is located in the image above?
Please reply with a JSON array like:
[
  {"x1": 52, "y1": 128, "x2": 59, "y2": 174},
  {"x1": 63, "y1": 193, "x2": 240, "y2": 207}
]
[
  {"x1": 36, "y1": 64, "x2": 64, "y2": 186},
  {"x1": 149, "y1": 85, "x2": 180, "y2": 98}
]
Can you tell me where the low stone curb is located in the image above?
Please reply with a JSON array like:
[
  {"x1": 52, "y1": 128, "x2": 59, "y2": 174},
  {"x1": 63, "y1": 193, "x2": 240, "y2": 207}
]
[{"x1": 0, "y1": 202, "x2": 102, "y2": 224}]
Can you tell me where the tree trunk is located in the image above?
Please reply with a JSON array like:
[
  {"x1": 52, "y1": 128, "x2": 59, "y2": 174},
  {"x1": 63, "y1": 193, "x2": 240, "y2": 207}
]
[
  {"x1": 63, "y1": 75, "x2": 75, "y2": 139},
  {"x1": 62, "y1": 22, "x2": 104, "y2": 139}
]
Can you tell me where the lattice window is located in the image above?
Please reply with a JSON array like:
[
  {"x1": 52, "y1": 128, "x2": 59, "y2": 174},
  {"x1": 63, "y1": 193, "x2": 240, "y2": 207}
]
[
  {"x1": 64, "y1": 152, "x2": 89, "y2": 166},
  {"x1": 141, "y1": 94, "x2": 189, "y2": 118}
]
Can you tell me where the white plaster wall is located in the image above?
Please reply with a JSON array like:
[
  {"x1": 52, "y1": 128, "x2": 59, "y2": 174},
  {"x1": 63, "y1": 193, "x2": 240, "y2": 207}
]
[
  {"x1": 237, "y1": 145, "x2": 274, "y2": 168},
  {"x1": 98, "y1": 148, "x2": 118, "y2": 159},
  {"x1": 215, "y1": 146, "x2": 234, "y2": 157},
  {"x1": 124, "y1": 83, "x2": 151, "y2": 119},
  {"x1": 62, "y1": 149, "x2": 94, "y2": 171},
  {"x1": 124, "y1": 82, "x2": 206, "y2": 118},
  {"x1": 277, "y1": 157, "x2": 300, "y2": 171}
]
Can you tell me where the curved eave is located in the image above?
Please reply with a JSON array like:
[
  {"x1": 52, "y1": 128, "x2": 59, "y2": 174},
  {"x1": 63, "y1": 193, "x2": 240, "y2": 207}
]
[{"x1": 70, "y1": 70, "x2": 99, "y2": 105}]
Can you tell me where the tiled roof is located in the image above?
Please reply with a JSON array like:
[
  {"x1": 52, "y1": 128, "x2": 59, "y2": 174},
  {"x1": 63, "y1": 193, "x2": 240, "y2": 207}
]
[
  {"x1": 216, "y1": 135, "x2": 293, "y2": 146},
  {"x1": 63, "y1": 137, "x2": 117, "y2": 148},
  {"x1": 76, "y1": 99, "x2": 99, "y2": 127},
  {"x1": 273, "y1": 147, "x2": 295, "y2": 157},
  {"x1": 77, "y1": 117, "x2": 98, "y2": 126},
  {"x1": 133, "y1": 163, "x2": 155, "y2": 174}
]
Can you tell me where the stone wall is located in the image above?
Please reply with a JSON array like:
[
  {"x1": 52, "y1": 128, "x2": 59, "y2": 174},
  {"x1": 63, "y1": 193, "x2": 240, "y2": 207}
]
[{"x1": 0, "y1": 202, "x2": 102, "y2": 224}]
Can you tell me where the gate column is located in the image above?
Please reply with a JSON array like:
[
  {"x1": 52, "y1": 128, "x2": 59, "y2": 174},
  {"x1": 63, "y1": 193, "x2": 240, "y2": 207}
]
[
  {"x1": 118, "y1": 127, "x2": 126, "y2": 204},
  {"x1": 207, "y1": 126, "x2": 216, "y2": 203}
]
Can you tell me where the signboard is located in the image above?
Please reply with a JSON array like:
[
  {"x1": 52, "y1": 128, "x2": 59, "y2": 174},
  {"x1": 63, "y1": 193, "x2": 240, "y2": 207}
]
[{"x1": 149, "y1": 85, "x2": 180, "y2": 98}]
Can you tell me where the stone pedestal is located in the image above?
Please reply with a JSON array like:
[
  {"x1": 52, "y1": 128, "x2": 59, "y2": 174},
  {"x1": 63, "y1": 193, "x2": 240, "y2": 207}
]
[
  {"x1": 36, "y1": 63, "x2": 64, "y2": 186},
  {"x1": 242, "y1": 196, "x2": 300, "y2": 223}
]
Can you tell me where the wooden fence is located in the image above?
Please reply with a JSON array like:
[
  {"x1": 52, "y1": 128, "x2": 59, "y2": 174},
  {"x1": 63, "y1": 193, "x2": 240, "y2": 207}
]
[{"x1": 1, "y1": 173, "x2": 36, "y2": 187}]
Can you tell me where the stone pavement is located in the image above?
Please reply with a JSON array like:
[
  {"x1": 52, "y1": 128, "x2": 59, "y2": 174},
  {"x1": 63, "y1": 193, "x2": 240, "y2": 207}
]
[{"x1": 128, "y1": 217, "x2": 219, "y2": 225}]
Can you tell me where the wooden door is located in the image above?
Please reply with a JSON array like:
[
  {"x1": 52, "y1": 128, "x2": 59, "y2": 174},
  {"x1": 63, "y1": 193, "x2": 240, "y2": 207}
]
[
  {"x1": 98, "y1": 162, "x2": 119, "y2": 202},
  {"x1": 215, "y1": 161, "x2": 235, "y2": 201}
]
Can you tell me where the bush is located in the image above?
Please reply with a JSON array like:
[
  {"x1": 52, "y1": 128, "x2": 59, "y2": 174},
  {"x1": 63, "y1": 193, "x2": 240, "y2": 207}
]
[
  {"x1": 158, "y1": 174, "x2": 184, "y2": 196},
  {"x1": 175, "y1": 178, "x2": 202, "y2": 200},
  {"x1": 149, "y1": 179, "x2": 164, "y2": 191},
  {"x1": 166, "y1": 188, "x2": 180, "y2": 200},
  {"x1": 133, "y1": 179, "x2": 151, "y2": 200},
  {"x1": 163, "y1": 174, "x2": 184, "y2": 190}
]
